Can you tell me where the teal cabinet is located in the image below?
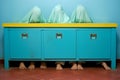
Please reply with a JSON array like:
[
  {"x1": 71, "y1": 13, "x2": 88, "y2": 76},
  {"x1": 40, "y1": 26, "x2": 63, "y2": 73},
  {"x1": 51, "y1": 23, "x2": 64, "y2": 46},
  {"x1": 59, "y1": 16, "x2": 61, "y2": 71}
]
[
  {"x1": 77, "y1": 29, "x2": 111, "y2": 59},
  {"x1": 9, "y1": 28, "x2": 42, "y2": 59},
  {"x1": 43, "y1": 29, "x2": 76, "y2": 60},
  {"x1": 3, "y1": 24, "x2": 116, "y2": 70}
]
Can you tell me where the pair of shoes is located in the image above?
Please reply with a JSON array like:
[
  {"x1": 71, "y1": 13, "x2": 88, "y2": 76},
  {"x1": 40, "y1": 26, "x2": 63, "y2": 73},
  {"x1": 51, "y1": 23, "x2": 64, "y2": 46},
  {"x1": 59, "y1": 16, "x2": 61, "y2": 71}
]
[
  {"x1": 71, "y1": 63, "x2": 83, "y2": 70},
  {"x1": 19, "y1": 62, "x2": 35, "y2": 70}
]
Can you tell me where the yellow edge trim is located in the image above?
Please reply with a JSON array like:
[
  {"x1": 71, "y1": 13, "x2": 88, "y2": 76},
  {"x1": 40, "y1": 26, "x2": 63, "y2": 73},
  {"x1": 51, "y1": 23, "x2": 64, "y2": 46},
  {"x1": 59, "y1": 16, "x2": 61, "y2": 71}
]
[{"x1": 2, "y1": 23, "x2": 118, "y2": 28}]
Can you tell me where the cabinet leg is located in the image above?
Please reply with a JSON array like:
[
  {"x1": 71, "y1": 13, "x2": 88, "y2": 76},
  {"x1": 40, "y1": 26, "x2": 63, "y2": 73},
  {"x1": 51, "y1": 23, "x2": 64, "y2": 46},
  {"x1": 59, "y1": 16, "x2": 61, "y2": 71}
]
[
  {"x1": 4, "y1": 60, "x2": 9, "y2": 70},
  {"x1": 111, "y1": 60, "x2": 116, "y2": 70}
]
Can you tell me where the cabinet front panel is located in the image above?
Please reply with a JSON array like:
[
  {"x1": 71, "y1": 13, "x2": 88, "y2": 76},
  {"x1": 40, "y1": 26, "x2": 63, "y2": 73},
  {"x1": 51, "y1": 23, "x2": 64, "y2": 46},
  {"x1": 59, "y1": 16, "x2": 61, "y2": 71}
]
[
  {"x1": 43, "y1": 29, "x2": 76, "y2": 59},
  {"x1": 77, "y1": 29, "x2": 111, "y2": 59},
  {"x1": 9, "y1": 29, "x2": 42, "y2": 59}
]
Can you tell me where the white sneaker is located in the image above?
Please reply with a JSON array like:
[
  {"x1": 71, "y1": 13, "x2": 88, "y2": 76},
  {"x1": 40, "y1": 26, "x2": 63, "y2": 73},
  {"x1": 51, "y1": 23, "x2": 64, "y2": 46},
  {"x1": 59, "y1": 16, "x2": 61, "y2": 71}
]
[
  {"x1": 28, "y1": 62, "x2": 35, "y2": 70},
  {"x1": 19, "y1": 62, "x2": 27, "y2": 69},
  {"x1": 56, "y1": 64, "x2": 63, "y2": 70},
  {"x1": 102, "y1": 62, "x2": 111, "y2": 70},
  {"x1": 71, "y1": 63, "x2": 77, "y2": 70},
  {"x1": 78, "y1": 64, "x2": 84, "y2": 70}
]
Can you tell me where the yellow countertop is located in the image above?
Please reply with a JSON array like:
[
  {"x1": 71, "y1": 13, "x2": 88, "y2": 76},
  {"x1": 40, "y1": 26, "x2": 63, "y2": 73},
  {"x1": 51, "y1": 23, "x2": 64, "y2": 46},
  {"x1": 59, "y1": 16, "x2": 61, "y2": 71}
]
[{"x1": 2, "y1": 23, "x2": 118, "y2": 28}]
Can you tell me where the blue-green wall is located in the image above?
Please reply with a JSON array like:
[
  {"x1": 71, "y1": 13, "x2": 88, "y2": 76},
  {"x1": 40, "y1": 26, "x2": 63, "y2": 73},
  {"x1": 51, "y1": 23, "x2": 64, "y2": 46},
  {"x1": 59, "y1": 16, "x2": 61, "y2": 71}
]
[{"x1": 0, "y1": 0, "x2": 120, "y2": 59}]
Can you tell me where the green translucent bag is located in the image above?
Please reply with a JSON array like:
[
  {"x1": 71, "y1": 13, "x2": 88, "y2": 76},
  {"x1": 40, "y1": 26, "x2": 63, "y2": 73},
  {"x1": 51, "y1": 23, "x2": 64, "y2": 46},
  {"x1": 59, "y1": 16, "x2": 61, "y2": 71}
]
[
  {"x1": 70, "y1": 5, "x2": 92, "y2": 23},
  {"x1": 48, "y1": 5, "x2": 69, "y2": 23},
  {"x1": 21, "y1": 6, "x2": 46, "y2": 23}
]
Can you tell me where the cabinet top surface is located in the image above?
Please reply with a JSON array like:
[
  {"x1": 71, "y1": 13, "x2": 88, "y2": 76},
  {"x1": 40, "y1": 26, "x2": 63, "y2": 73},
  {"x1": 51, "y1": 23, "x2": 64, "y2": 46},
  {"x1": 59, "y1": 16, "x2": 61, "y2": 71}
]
[{"x1": 2, "y1": 23, "x2": 117, "y2": 28}]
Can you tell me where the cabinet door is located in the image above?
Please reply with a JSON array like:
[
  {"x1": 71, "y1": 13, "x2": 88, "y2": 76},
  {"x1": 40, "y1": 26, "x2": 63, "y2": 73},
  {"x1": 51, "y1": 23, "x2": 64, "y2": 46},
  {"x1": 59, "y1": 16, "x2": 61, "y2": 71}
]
[
  {"x1": 77, "y1": 29, "x2": 111, "y2": 59},
  {"x1": 9, "y1": 28, "x2": 42, "y2": 59},
  {"x1": 43, "y1": 29, "x2": 76, "y2": 60}
]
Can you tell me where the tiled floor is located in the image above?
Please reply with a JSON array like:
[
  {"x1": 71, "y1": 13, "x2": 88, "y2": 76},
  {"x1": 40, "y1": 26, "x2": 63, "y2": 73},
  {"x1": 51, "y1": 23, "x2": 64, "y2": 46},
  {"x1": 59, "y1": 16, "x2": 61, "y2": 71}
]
[{"x1": 0, "y1": 63, "x2": 120, "y2": 80}]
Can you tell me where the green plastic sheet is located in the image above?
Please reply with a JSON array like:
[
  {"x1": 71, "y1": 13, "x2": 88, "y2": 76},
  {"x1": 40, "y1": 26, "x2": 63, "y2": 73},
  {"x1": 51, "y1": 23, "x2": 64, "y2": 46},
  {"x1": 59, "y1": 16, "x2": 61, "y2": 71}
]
[
  {"x1": 21, "y1": 6, "x2": 46, "y2": 23},
  {"x1": 48, "y1": 5, "x2": 69, "y2": 23},
  {"x1": 70, "y1": 5, "x2": 92, "y2": 23}
]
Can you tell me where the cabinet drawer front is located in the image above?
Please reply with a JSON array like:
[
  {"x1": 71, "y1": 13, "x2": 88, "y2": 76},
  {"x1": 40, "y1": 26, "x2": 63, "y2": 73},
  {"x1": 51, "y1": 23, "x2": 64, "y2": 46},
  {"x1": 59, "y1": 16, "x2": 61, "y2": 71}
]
[
  {"x1": 77, "y1": 29, "x2": 111, "y2": 59},
  {"x1": 9, "y1": 29, "x2": 42, "y2": 59},
  {"x1": 43, "y1": 29, "x2": 76, "y2": 59}
]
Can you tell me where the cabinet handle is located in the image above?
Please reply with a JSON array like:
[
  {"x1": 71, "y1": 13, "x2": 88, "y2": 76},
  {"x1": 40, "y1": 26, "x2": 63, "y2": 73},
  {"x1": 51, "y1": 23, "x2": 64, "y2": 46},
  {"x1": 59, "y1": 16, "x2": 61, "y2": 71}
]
[
  {"x1": 21, "y1": 33, "x2": 28, "y2": 39},
  {"x1": 56, "y1": 33, "x2": 62, "y2": 39},
  {"x1": 90, "y1": 34, "x2": 97, "y2": 39}
]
